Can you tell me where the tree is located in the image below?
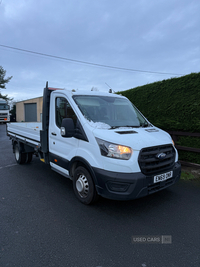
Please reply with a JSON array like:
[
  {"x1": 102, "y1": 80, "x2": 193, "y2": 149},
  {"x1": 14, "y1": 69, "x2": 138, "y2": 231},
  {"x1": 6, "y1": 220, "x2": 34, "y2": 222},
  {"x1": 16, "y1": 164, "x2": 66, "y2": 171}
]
[
  {"x1": 0, "y1": 66, "x2": 13, "y2": 101},
  {"x1": 0, "y1": 93, "x2": 13, "y2": 101},
  {"x1": 10, "y1": 103, "x2": 16, "y2": 116},
  {"x1": 0, "y1": 65, "x2": 12, "y2": 89},
  {"x1": 10, "y1": 103, "x2": 16, "y2": 121}
]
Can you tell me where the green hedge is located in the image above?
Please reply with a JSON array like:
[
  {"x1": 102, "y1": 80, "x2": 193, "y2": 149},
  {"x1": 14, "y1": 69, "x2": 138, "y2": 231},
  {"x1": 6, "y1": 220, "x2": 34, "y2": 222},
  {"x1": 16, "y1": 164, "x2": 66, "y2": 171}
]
[
  {"x1": 176, "y1": 136, "x2": 200, "y2": 164},
  {"x1": 118, "y1": 72, "x2": 200, "y2": 164}
]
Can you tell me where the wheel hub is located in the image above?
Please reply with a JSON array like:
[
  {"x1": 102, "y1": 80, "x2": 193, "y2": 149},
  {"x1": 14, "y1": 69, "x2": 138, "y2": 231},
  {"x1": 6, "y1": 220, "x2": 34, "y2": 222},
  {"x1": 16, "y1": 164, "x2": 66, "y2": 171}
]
[
  {"x1": 15, "y1": 147, "x2": 20, "y2": 161},
  {"x1": 76, "y1": 174, "x2": 89, "y2": 198}
]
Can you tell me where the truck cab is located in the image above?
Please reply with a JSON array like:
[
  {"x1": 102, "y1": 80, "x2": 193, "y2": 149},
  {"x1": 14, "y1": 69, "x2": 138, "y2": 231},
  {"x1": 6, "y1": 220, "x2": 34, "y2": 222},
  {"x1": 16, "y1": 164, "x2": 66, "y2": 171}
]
[{"x1": 0, "y1": 98, "x2": 10, "y2": 123}]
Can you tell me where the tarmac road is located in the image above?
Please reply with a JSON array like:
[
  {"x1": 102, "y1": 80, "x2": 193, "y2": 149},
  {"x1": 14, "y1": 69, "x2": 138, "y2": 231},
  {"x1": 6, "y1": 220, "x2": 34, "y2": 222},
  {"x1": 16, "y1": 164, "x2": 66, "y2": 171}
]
[{"x1": 0, "y1": 124, "x2": 200, "y2": 267}]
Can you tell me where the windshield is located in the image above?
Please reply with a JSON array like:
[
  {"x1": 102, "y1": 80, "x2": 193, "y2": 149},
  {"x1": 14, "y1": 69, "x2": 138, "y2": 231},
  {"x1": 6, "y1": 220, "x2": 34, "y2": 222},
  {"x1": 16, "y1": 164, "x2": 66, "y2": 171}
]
[
  {"x1": 73, "y1": 95, "x2": 149, "y2": 128},
  {"x1": 0, "y1": 104, "x2": 9, "y2": 110}
]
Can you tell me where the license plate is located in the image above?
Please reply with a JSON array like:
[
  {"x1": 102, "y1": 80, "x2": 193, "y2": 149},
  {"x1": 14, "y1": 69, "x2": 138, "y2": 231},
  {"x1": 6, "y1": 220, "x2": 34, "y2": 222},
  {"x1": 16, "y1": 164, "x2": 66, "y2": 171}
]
[{"x1": 154, "y1": 171, "x2": 173, "y2": 183}]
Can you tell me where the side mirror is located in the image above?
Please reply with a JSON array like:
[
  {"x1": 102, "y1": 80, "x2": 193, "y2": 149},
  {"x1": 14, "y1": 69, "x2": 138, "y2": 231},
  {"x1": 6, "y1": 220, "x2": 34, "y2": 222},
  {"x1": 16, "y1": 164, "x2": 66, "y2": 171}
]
[{"x1": 61, "y1": 118, "x2": 75, "y2": 137}]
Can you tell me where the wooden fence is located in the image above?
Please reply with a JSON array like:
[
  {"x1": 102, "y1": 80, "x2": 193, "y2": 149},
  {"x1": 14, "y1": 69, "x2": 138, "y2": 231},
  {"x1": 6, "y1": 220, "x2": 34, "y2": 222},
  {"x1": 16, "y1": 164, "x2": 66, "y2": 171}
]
[{"x1": 167, "y1": 131, "x2": 200, "y2": 169}]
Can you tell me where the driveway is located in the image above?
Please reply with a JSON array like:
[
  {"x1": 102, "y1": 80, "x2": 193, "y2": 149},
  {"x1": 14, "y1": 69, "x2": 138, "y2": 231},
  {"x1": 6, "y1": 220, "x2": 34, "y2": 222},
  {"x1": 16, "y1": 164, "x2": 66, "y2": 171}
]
[{"x1": 0, "y1": 124, "x2": 200, "y2": 267}]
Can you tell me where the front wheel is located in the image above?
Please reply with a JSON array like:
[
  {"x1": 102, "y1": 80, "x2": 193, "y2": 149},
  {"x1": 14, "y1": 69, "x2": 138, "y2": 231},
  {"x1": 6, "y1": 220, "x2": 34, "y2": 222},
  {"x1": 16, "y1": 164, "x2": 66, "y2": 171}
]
[
  {"x1": 73, "y1": 166, "x2": 98, "y2": 204},
  {"x1": 14, "y1": 143, "x2": 27, "y2": 164}
]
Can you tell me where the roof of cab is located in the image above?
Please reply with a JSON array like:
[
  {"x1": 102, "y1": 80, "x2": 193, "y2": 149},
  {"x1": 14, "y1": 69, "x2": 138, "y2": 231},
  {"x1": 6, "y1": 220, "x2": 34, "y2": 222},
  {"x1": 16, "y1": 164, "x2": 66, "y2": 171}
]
[{"x1": 52, "y1": 88, "x2": 126, "y2": 99}]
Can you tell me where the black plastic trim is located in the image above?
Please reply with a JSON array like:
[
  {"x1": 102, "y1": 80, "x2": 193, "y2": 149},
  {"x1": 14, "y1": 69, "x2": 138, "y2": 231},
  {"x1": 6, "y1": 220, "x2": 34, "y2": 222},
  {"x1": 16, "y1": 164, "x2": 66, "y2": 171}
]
[
  {"x1": 49, "y1": 152, "x2": 70, "y2": 170},
  {"x1": 138, "y1": 144, "x2": 176, "y2": 175},
  {"x1": 40, "y1": 83, "x2": 52, "y2": 153},
  {"x1": 93, "y1": 161, "x2": 181, "y2": 200}
]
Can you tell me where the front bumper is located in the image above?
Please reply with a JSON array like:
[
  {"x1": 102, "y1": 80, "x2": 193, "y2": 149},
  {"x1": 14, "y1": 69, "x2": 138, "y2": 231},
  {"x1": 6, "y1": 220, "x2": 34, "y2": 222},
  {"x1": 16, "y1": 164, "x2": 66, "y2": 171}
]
[{"x1": 93, "y1": 161, "x2": 181, "y2": 200}]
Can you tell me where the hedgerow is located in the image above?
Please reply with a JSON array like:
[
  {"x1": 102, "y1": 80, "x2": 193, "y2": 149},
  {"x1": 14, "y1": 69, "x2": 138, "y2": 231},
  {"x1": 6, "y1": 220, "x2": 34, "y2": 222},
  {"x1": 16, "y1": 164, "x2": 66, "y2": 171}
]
[{"x1": 118, "y1": 72, "x2": 200, "y2": 164}]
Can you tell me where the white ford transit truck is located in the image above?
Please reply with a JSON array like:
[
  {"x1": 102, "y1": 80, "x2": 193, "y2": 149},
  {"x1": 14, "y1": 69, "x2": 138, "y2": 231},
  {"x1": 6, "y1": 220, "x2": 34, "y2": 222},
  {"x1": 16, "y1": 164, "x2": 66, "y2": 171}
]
[{"x1": 7, "y1": 83, "x2": 181, "y2": 204}]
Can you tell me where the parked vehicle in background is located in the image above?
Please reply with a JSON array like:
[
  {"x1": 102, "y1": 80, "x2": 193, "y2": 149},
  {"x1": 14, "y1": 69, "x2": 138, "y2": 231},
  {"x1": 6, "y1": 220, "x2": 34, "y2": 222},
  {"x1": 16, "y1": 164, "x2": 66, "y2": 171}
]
[
  {"x1": 0, "y1": 98, "x2": 10, "y2": 123},
  {"x1": 6, "y1": 82, "x2": 181, "y2": 204}
]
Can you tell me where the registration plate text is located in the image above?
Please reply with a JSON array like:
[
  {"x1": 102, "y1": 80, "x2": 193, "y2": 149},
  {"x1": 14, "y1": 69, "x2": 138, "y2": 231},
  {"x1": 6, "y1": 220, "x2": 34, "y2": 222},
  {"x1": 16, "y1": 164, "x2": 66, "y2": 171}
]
[{"x1": 154, "y1": 171, "x2": 173, "y2": 183}]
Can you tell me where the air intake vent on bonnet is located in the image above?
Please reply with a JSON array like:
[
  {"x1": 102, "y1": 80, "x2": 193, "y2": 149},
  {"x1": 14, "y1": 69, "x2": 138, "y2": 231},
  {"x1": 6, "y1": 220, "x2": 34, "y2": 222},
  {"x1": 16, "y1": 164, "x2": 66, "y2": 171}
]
[{"x1": 115, "y1": 131, "x2": 138, "y2": 134}]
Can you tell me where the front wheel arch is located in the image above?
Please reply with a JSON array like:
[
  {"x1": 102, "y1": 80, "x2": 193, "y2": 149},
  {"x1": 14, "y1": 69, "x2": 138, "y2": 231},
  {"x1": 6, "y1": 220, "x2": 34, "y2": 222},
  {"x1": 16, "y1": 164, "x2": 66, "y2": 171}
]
[{"x1": 69, "y1": 157, "x2": 98, "y2": 185}]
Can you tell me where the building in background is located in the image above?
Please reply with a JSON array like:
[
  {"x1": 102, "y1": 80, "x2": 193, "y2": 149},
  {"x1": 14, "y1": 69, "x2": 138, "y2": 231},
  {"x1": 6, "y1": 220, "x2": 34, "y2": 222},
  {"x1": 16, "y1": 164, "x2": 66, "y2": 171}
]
[{"x1": 16, "y1": 97, "x2": 43, "y2": 122}]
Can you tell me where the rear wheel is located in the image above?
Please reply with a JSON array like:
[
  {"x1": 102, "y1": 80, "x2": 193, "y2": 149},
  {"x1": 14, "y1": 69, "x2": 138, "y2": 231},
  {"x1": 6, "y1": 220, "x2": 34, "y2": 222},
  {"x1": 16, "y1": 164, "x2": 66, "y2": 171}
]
[
  {"x1": 14, "y1": 143, "x2": 26, "y2": 164},
  {"x1": 26, "y1": 152, "x2": 33, "y2": 163},
  {"x1": 73, "y1": 166, "x2": 98, "y2": 204}
]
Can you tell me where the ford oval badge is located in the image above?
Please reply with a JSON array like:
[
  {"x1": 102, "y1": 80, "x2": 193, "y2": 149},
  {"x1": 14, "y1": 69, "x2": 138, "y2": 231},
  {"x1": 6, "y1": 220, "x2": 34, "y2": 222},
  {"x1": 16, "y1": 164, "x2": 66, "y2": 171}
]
[{"x1": 156, "y1": 152, "x2": 167, "y2": 160}]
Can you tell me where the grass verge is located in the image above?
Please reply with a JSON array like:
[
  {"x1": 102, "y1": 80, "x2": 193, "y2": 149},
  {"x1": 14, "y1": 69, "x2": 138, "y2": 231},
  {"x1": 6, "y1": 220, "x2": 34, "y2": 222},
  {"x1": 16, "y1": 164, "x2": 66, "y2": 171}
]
[
  {"x1": 181, "y1": 171, "x2": 195, "y2": 181},
  {"x1": 181, "y1": 166, "x2": 200, "y2": 181}
]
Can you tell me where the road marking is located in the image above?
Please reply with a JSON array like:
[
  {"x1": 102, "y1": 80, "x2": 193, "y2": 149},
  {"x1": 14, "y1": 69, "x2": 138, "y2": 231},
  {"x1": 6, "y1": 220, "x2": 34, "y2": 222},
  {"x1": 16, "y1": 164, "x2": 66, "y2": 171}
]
[{"x1": 0, "y1": 163, "x2": 18, "y2": 169}]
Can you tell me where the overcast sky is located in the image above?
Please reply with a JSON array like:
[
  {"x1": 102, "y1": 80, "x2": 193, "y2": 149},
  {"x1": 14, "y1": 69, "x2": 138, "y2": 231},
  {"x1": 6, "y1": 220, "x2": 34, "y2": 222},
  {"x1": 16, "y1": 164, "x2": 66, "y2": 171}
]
[{"x1": 0, "y1": 0, "x2": 199, "y2": 101}]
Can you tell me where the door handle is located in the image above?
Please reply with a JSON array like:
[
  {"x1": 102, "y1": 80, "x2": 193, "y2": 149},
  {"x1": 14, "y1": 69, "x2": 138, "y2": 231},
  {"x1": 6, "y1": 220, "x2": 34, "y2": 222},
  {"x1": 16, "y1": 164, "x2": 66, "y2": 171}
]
[{"x1": 51, "y1": 132, "x2": 57, "y2": 136}]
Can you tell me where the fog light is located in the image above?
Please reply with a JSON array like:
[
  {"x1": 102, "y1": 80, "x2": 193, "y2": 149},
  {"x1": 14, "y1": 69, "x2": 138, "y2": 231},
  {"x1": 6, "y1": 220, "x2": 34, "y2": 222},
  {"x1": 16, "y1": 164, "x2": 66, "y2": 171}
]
[{"x1": 107, "y1": 182, "x2": 130, "y2": 192}]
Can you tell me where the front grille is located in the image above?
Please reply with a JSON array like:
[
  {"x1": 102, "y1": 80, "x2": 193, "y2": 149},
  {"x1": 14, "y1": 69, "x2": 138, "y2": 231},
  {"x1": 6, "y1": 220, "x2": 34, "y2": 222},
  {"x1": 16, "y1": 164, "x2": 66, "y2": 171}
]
[{"x1": 138, "y1": 144, "x2": 175, "y2": 175}]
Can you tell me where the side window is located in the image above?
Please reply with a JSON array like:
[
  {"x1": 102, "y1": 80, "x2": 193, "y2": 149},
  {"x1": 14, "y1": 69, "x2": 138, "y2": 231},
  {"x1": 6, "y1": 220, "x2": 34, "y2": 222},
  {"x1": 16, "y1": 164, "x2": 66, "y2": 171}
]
[{"x1": 56, "y1": 97, "x2": 77, "y2": 128}]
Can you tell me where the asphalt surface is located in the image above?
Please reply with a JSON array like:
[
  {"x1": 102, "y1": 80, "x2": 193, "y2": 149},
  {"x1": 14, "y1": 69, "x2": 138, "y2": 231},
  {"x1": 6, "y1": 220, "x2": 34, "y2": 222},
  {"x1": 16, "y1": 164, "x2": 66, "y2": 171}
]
[{"x1": 0, "y1": 123, "x2": 200, "y2": 267}]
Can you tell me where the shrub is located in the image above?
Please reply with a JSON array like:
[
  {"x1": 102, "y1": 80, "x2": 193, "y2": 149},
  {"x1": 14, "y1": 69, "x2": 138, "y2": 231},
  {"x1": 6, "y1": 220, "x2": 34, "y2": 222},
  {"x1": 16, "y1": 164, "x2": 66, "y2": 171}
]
[{"x1": 118, "y1": 72, "x2": 200, "y2": 164}]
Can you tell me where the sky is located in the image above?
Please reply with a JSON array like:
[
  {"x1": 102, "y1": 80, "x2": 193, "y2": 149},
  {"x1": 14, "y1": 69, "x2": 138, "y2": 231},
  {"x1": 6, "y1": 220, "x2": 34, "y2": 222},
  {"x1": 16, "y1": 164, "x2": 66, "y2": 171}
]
[{"x1": 0, "y1": 0, "x2": 200, "y2": 102}]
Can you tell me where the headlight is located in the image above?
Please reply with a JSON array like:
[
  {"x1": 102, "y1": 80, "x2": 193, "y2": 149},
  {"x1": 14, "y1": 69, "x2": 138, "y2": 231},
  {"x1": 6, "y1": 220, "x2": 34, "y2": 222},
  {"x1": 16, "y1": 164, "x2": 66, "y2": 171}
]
[{"x1": 96, "y1": 138, "x2": 132, "y2": 160}]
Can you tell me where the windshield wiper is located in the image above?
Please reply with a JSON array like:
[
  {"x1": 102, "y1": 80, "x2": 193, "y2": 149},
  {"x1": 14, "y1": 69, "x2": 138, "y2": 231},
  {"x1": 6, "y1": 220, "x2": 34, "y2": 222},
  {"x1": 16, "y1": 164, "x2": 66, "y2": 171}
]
[
  {"x1": 140, "y1": 122, "x2": 151, "y2": 127},
  {"x1": 109, "y1": 126, "x2": 121, "y2": 129}
]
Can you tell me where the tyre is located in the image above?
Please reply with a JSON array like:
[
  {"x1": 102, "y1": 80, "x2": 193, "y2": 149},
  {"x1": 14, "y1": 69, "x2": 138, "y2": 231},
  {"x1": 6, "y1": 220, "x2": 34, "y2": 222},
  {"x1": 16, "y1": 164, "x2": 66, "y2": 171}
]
[
  {"x1": 26, "y1": 152, "x2": 33, "y2": 163},
  {"x1": 14, "y1": 143, "x2": 27, "y2": 164},
  {"x1": 73, "y1": 166, "x2": 98, "y2": 204}
]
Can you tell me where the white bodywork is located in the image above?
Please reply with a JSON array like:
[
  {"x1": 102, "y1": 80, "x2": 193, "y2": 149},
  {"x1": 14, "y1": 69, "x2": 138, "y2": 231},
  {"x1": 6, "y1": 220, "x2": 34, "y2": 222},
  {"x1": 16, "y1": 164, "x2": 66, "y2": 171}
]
[
  {"x1": 7, "y1": 122, "x2": 41, "y2": 145},
  {"x1": 7, "y1": 89, "x2": 178, "y2": 174}
]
